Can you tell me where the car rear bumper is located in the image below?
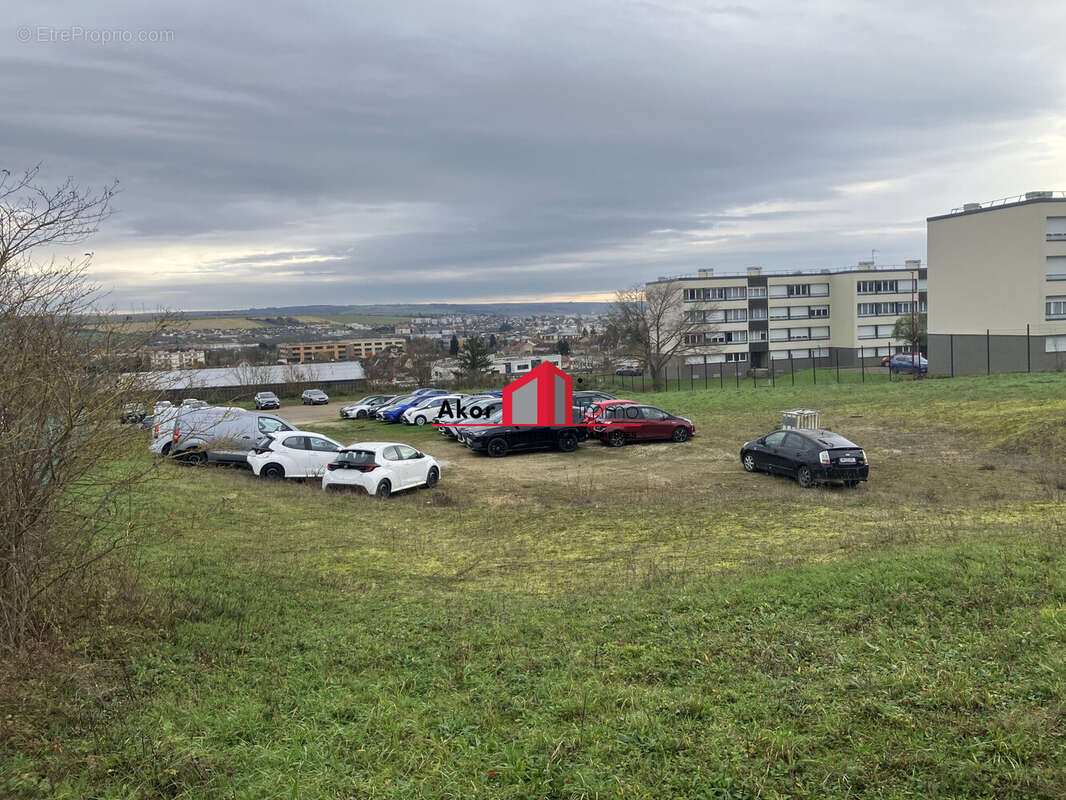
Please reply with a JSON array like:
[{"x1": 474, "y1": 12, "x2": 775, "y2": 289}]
[{"x1": 814, "y1": 465, "x2": 869, "y2": 482}]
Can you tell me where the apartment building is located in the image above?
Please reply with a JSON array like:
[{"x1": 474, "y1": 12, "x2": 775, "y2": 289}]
[
  {"x1": 277, "y1": 337, "x2": 406, "y2": 364},
  {"x1": 927, "y1": 191, "x2": 1066, "y2": 375},
  {"x1": 649, "y1": 262, "x2": 926, "y2": 373},
  {"x1": 149, "y1": 349, "x2": 205, "y2": 370}
]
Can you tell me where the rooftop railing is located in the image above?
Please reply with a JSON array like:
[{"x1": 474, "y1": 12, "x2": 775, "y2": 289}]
[
  {"x1": 652, "y1": 263, "x2": 922, "y2": 282},
  {"x1": 946, "y1": 191, "x2": 1066, "y2": 215}
]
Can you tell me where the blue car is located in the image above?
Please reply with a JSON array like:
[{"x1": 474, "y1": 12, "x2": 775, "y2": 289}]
[
  {"x1": 379, "y1": 390, "x2": 448, "y2": 422},
  {"x1": 888, "y1": 353, "x2": 928, "y2": 374}
]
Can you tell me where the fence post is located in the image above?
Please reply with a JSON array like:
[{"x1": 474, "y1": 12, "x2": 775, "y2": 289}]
[
  {"x1": 1027, "y1": 323, "x2": 1031, "y2": 373},
  {"x1": 790, "y1": 353, "x2": 794, "y2": 386},
  {"x1": 734, "y1": 359, "x2": 739, "y2": 389},
  {"x1": 703, "y1": 355, "x2": 708, "y2": 390},
  {"x1": 691, "y1": 364, "x2": 694, "y2": 391},
  {"x1": 950, "y1": 334, "x2": 955, "y2": 378},
  {"x1": 752, "y1": 361, "x2": 757, "y2": 388},
  {"x1": 835, "y1": 350, "x2": 840, "y2": 383},
  {"x1": 720, "y1": 363, "x2": 724, "y2": 389},
  {"x1": 770, "y1": 357, "x2": 775, "y2": 387},
  {"x1": 860, "y1": 346, "x2": 865, "y2": 383},
  {"x1": 986, "y1": 328, "x2": 991, "y2": 375},
  {"x1": 677, "y1": 363, "x2": 682, "y2": 391},
  {"x1": 812, "y1": 353, "x2": 817, "y2": 385},
  {"x1": 641, "y1": 371, "x2": 645, "y2": 392}
]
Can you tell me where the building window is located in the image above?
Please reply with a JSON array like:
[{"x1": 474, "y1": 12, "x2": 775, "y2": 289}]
[
  {"x1": 769, "y1": 328, "x2": 789, "y2": 341},
  {"x1": 1047, "y1": 256, "x2": 1066, "y2": 281},
  {"x1": 748, "y1": 286, "x2": 767, "y2": 298},
  {"x1": 1046, "y1": 296, "x2": 1066, "y2": 320},
  {"x1": 769, "y1": 307, "x2": 789, "y2": 320},
  {"x1": 724, "y1": 308, "x2": 747, "y2": 322},
  {"x1": 787, "y1": 284, "x2": 810, "y2": 297},
  {"x1": 1046, "y1": 335, "x2": 1066, "y2": 352},
  {"x1": 750, "y1": 308, "x2": 767, "y2": 320},
  {"x1": 684, "y1": 286, "x2": 747, "y2": 302},
  {"x1": 1048, "y1": 217, "x2": 1066, "y2": 241},
  {"x1": 725, "y1": 352, "x2": 747, "y2": 363},
  {"x1": 809, "y1": 305, "x2": 829, "y2": 318}
]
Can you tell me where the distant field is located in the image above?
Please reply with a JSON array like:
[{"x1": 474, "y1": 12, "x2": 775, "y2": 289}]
[
  {"x1": 109, "y1": 315, "x2": 271, "y2": 331},
  {"x1": 293, "y1": 312, "x2": 411, "y2": 326},
  {"x1": 3, "y1": 373, "x2": 1065, "y2": 798}
]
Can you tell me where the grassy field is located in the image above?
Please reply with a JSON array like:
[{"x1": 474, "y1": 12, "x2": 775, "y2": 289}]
[
  {"x1": 3, "y1": 374, "x2": 1066, "y2": 798},
  {"x1": 293, "y1": 313, "x2": 412, "y2": 326},
  {"x1": 114, "y1": 316, "x2": 271, "y2": 332}
]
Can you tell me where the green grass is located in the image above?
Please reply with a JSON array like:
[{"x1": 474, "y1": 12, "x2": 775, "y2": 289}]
[{"x1": 4, "y1": 373, "x2": 1066, "y2": 798}]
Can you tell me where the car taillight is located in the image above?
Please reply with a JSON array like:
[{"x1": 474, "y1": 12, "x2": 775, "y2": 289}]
[
  {"x1": 326, "y1": 463, "x2": 337, "y2": 471},
  {"x1": 153, "y1": 424, "x2": 159, "y2": 438},
  {"x1": 357, "y1": 464, "x2": 379, "y2": 473},
  {"x1": 173, "y1": 428, "x2": 180, "y2": 443},
  {"x1": 819, "y1": 450, "x2": 831, "y2": 465}
]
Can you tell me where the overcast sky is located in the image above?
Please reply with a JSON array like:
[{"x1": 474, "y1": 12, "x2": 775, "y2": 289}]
[{"x1": 4, "y1": 1, "x2": 1066, "y2": 310}]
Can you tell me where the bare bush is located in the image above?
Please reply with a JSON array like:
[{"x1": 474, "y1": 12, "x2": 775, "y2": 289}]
[{"x1": 0, "y1": 165, "x2": 160, "y2": 648}]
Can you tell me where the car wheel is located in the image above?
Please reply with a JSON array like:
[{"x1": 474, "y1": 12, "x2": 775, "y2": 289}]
[
  {"x1": 742, "y1": 452, "x2": 758, "y2": 472},
  {"x1": 415, "y1": 415, "x2": 427, "y2": 426},
  {"x1": 845, "y1": 480, "x2": 860, "y2": 489},
  {"x1": 160, "y1": 442, "x2": 172, "y2": 457},
  {"x1": 261, "y1": 463, "x2": 285, "y2": 480},
  {"x1": 356, "y1": 410, "x2": 366, "y2": 419},
  {"x1": 558, "y1": 430, "x2": 579, "y2": 452},
  {"x1": 486, "y1": 438, "x2": 508, "y2": 458},
  {"x1": 376, "y1": 479, "x2": 392, "y2": 499},
  {"x1": 608, "y1": 430, "x2": 626, "y2": 447},
  {"x1": 426, "y1": 466, "x2": 439, "y2": 488},
  {"x1": 671, "y1": 426, "x2": 690, "y2": 443},
  {"x1": 796, "y1": 465, "x2": 815, "y2": 488},
  {"x1": 180, "y1": 450, "x2": 206, "y2": 466}
]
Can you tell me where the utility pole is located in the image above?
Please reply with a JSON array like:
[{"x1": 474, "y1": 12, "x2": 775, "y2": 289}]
[{"x1": 911, "y1": 261, "x2": 917, "y2": 368}]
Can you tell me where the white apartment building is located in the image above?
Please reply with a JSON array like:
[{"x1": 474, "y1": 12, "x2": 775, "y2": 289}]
[
  {"x1": 927, "y1": 191, "x2": 1066, "y2": 375},
  {"x1": 149, "y1": 349, "x2": 206, "y2": 370},
  {"x1": 649, "y1": 262, "x2": 926, "y2": 373}
]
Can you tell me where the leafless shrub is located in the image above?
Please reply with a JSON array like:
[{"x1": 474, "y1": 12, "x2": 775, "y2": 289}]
[{"x1": 0, "y1": 165, "x2": 164, "y2": 649}]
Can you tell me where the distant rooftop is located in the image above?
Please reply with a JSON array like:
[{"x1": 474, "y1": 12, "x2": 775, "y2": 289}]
[{"x1": 929, "y1": 191, "x2": 1066, "y2": 220}]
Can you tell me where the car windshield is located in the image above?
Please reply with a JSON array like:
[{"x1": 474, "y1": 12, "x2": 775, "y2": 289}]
[{"x1": 335, "y1": 449, "x2": 376, "y2": 465}]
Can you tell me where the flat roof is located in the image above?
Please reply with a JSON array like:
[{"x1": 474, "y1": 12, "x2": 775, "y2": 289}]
[
  {"x1": 648, "y1": 264, "x2": 924, "y2": 284},
  {"x1": 134, "y1": 361, "x2": 366, "y2": 390},
  {"x1": 928, "y1": 192, "x2": 1066, "y2": 222}
]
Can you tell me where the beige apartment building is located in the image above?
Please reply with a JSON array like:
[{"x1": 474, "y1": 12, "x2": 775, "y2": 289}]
[
  {"x1": 277, "y1": 337, "x2": 406, "y2": 364},
  {"x1": 648, "y1": 262, "x2": 926, "y2": 374},
  {"x1": 927, "y1": 191, "x2": 1066, "y2": 375}
]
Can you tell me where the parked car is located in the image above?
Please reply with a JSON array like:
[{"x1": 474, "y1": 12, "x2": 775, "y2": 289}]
[
  {"x1": 401, "y1": 394, "x2": 467, "y2": 426},
  {"x1": 378, "y1": 390, "x2": 448, "y2": 423},
  {"x1": 120, "y1": 403, "x2": 146, "y2": 424},
  {"x1": 181, "y1": 398, "x2": 210, "y2": 409},
  {"x1": 247, "y1": 431, "x2": 343, "y2": 479},
  {"x1": 615, "y1": 366, "x2": 643, "y2": 376},
  {"x1": 301, "y1": 389, "x2": 330, "y2": 405},
  {"x1": 582, "y1": 398, "x2": 638, "y2": 423},
  {"x1": 889, "y1": 353, "x2": 928, "y2": 374},
  {"x1": 588, "y1": 404, "x2": 694, "y2": 446},
  {"x1": 411, "y1": 387, "x2": 446, "y2": 396},
  {"x1": 740, "y1": 428, "x2": 868, "y2": 488},
  {"x1": 153, "y1": 406, "x2": 294, "y2": 465},
  {"x1": 322, "y1": 442, "x2": 441, "y2": 498},
  {"x1": 880, "y1": 354, "x2": 893, "y2": 367},
  {"x1": 571, "y1": 390, "x2": 618, "y2": 423},
  {"x1": 463, "y1": 409, "x2": 584, "y2": 457},
  {"x1": 340, "y1": 395, "x2": 396, "y2": 419},
  {"x1": 438, "y1": 394, "x2": 501, "y2": 438},
  {"x1": 254, "y1": 391, "x2": 281, "y2": 410}
]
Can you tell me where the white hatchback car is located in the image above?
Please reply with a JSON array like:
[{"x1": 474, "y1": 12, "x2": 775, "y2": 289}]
[
  {"x1": 400, "y1": 394, "x2": 466, "y2": 426},
  {"x1": 247, "y1": 431, "x2": 343, "y2": 479},
  {"x1": 321, "y1": 442, "x2": 440, "y2": 498}
]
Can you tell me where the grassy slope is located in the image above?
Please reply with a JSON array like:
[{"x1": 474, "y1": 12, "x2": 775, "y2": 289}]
[{"x1": 4, "y1": 374, "x2": 1066, "y2": 798}]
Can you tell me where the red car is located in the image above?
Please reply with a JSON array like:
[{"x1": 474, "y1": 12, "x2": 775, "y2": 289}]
[
  {"x1": 588, "y1": 403, "x2": 694, "y2": 446},
  {"x1": 582, "y1": 398, "x2": 638, "y2": 424}
]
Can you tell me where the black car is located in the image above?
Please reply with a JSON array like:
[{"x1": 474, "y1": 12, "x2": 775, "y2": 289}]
[
  {"x1": 464, "y1": 410, "x2": 584, "y2": 457},
  {"x1": 254, "y1": 391, "x2": 281, "y2": 410},
  {"x1": 740, "y1": 428, "x2": 868, "y2": 488},
  {"x1": 615, "y1": 366, "x2": 643, "y2": 376}
]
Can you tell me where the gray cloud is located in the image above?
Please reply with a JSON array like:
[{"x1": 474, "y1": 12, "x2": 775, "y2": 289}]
[{"x1": 3, "y1": 0, "x2": 1066, "y2": 308}]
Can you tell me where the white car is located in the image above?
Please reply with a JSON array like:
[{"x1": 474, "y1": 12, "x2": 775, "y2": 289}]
[
  {"x1": 400, "y1": 394, "x2": 466, "y2": 426},
  {"x1": 247, "y1": 431, "x2": 343, "y2": 479},
  {"x1": 339, "y1": 395, "x2": 396, "y2": 419},
  {"x1": 321, "y1": 442, "x2": 440, "y2": 498}
]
